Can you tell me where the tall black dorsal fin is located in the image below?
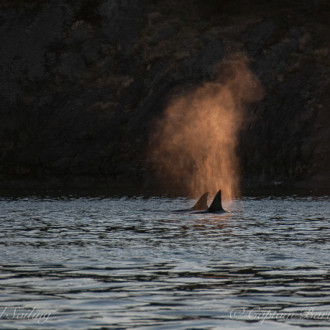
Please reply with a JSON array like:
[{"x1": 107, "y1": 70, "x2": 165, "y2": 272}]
[
  {"x1": 192, "y1": 192, "x2": 209, "y2": 211},
  {"x1": 208, "y1": 190, "x2": 224, "y2": 213}
]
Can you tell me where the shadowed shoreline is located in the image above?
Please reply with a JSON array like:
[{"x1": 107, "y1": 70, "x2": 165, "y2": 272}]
[{"x1": 0, "y1": 0, "x2": 329, "y2": 193}]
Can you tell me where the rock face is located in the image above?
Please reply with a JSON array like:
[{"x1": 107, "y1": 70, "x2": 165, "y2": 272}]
[
  {"x1": 0, "y1": 0, "x2": 329, "y2": 193},
  {"x1": 239, "y1": 17, "x2": 330, "y2": 190}
]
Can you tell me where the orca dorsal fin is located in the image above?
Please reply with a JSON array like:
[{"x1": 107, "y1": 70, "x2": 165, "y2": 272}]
[
  {"x1": 208, "y1": 190, "x2": 224, "y2": 213},
  {"x1": 192, "y1": 192, "x2": 209, "y2": 211}
]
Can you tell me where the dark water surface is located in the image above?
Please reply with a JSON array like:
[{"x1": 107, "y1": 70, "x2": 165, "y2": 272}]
[{"x1": 0, "y1": 195, "x2": 329, "y2": 329}]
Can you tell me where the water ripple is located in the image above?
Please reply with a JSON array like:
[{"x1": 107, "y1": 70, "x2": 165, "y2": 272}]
[{"x1": 0, "y1": 196, "x2": 329, "y2": 328}]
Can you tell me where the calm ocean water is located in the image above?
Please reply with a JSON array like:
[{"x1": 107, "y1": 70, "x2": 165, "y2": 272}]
[{"x1": 0, "y1": 194, "x2": 329, "y2": 329}]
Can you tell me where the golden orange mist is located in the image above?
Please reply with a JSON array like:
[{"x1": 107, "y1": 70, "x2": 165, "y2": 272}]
[{"x1": 150, "y1": 55, "x2": 263, "y2": 200}]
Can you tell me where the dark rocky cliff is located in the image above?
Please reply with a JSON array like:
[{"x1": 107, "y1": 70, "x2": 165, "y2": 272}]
[{"x1": 0, "y1": 0, "x2": 329, "y2": 194}]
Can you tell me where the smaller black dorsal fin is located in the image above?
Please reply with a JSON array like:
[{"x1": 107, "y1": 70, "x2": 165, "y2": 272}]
[
  {"x1": 208, "y1": 190, "x2": 224, "y2": 213},
  {"x1": 192, "y1": 192, "x2": 209, "y2": 211}
]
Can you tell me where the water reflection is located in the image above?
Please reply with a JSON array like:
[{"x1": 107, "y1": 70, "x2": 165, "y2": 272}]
[{"x1": 0, "y1": 195, "x2": 329, "y2": 328}]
